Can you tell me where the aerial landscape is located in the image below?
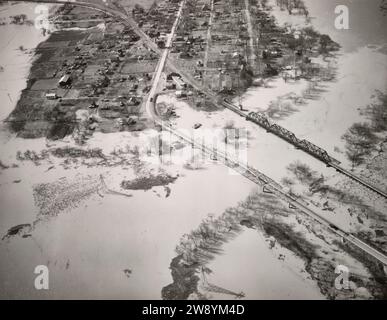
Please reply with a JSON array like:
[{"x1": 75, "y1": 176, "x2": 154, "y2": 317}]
[{"x1": 0, "y1": 0, "x2": 386, "y2": 300}]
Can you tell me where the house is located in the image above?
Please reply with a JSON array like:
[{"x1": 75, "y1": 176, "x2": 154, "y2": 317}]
[
  {"x1": 167, "y1": 72, "x2": 181, "y2": 80},
  {"x1": 127, "y1": 116, "x2": 138, "y2": 125},
  {"x1": 58, "y1": 74, "x2": 71, "y2": 86},
  {"x1": 45, "y1": 93, "x2": 58, "y2": 100},
  {"x1": 129, "y1": 83, "x2": 138, "y2": 92},
  {"x1": 175, "y1": 90, "x2": 186, "y2": 98},
  {"x1": 128, "y1": 96, "x2": 140, "y2": 106},
  {"x1": 218, "y1": 73, "x2": 232, "y2": 91},
  {"x1": 166, "y1": 81, "x2": 175, "y2": 89},
  {"x1": 157, "y1": 39, "x2": 166, "y2": 48},
  {"x1": 172, "y1": 76, "x2": 186, "y2": 90}
]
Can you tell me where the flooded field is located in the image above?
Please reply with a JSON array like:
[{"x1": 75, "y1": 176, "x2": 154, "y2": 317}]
[
  {"x1": 0, "y1": 3, "x2": 53, "y2": 120},
  {"x1": 0, "y1": 131, "x2": 259, "y2": 298}
]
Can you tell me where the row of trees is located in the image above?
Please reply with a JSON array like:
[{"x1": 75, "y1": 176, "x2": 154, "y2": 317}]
[{"x1": 342, "y1": 93, "x2": 387, "y2": 169}]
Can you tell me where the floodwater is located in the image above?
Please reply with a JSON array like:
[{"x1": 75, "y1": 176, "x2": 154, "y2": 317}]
[
  {"x1": 159, "y1": 0, "x2": 387, "y2": 299},
  {"x1": 242, "y1": 0, "x2": 387, "y2": 167},
  {"x1": 0, "y1": 3, "x2": 52, "y2": 121},
  {"x1": 205, "y1": 228, "x2": 324, "y2": 300},
  {"x1": 303, "y1": 0, "x2": 387, "y2": 53},
  {"x1": 0, "y1": 133, "x2": 256, "y2": 299}
]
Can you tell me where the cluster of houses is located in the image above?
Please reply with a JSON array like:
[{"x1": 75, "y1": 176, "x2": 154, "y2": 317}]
[
  {"x1": 44, "y1": 18, "x2": 146, "y2": 100},
  {"x1": 132, "y1": 0, "x2": 181, "y2": 48},
  {"x1": 171, "y1": 34, "x2": 205, "y2": 57}
]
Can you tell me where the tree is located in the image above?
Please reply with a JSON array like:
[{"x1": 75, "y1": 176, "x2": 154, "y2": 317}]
[
  {"x1": 319, "y1": 34, "x2": 333, "y2": 54},
  {"x1": 342, "y1": 123, "x2": 380, "y2": 169},
  {"x1": 364, "y1": 91, "x2": 387, "y2": 132}
]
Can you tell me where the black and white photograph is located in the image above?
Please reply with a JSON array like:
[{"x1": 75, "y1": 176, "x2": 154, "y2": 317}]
[{"x1": 0, "y1": 0, "x2": 386, "y2": 304}]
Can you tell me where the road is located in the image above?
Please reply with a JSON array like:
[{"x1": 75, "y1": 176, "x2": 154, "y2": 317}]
[
  {"x1": 244, "y1": 0, "x2": 257, "y2": 73},
  {"x1": 6, "y1": 0, "x2": 387, "y2": 268},
  {"x1": 202, "y1": 0, "x2": 214, "y2": 86},
  {"x1": 145, "y1": 0, "x2": 186, "y2": 119}
]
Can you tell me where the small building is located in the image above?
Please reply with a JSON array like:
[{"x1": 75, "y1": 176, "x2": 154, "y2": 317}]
[
  {"x1": 167, "y1": 72, "x2": 181, "y2": 81},
  {"x1": 218, "y1": 73, "x2": 232, "y2": 91},
  {"x1": 45, "y1": 93, "x2": 58, "y2": 100},
  {"x1": 58, "y1": 75, "x2": 71, "y2": 86},
  {"x1": 175, "y1": 90, "x2": 186, "y2": 98},
  {"x1": 88, "y1": 101, "x2": 98, "y2": 109},
  {"x1": 172, "y1": 76, "x2": 186, "y2": 90},
  {"x1": 157, "y1": 37, "x2": 166, "y2": 48},
  {"x1": 129, "y1": 83, "x2": 138, "y2": 92},
  {"x1": 165, "y1": 81, "x2": 175, "y2": 90},
  {"x1": 127, "y1": 116, "x2": 138, "y2": 125},
  {"x1": 128, "y1": 96, "x2": 140, "y2": 106}
]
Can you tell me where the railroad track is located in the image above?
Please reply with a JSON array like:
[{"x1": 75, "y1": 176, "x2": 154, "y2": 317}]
[
  {"x1": 156, "y1": 113, "x2": 387, "y2": 266},
  {"x1": 329, "y1": 163, "x2": 387, "y2": 198},
  {"x1": 221, "y1": 99, "x2": 387, "y2": 200}
]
